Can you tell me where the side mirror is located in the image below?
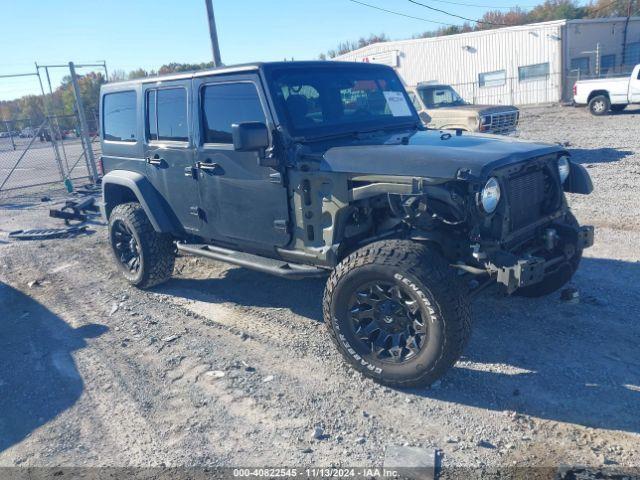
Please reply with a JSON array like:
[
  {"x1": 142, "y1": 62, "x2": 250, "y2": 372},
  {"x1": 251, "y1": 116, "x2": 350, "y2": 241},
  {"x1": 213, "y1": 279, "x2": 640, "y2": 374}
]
[{"x1": 232, "y1": 122, "x2": 269, "y2": 152}]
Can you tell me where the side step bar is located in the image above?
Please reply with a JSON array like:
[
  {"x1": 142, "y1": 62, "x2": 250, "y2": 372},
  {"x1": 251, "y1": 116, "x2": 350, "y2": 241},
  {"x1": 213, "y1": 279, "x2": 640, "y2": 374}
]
[{"x1": 176, "y1": 242, "x2": 328, "y2": 280}]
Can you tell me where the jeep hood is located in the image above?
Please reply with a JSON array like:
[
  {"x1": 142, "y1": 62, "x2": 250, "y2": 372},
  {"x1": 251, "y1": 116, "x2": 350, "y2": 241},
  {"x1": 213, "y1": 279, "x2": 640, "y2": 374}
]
[{"x1": 320, "y1": 130, "x2": 563, "y2": 180}]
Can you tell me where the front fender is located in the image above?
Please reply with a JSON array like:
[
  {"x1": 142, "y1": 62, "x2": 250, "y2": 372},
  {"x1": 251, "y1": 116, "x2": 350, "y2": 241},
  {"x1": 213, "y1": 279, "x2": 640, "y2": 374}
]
[
  {"x1": 565, "y1": 162, "x2": 593, "y2": 194},
  {"x1": 102, "y1": 170, "x2": 176, "y2": 233}
]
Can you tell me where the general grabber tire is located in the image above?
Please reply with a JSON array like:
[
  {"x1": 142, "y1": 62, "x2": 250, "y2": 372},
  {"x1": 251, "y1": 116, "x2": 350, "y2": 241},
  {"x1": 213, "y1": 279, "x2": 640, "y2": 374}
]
[
  {"x1": 515, "y1": 212, "x2": 582, "y2": 298},
  {"x1": 323, "y1": 239, "x2": 471, "y2": 388},
  {"x1": 108, "y1": 202, "x2": 175, "y2": 289}
]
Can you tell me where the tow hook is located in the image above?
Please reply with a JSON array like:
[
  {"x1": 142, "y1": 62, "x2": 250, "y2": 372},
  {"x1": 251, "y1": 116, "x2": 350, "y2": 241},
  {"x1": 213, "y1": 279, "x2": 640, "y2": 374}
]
[{"x1": 543, "y1": 228, "x2": 559, "y2": 251}]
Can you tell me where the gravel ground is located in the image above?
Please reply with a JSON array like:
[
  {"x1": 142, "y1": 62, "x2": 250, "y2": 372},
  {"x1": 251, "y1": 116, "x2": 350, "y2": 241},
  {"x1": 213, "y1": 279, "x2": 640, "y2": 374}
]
[{"x1": 0, "y1": 105, "x2": 639, "y2": 477}]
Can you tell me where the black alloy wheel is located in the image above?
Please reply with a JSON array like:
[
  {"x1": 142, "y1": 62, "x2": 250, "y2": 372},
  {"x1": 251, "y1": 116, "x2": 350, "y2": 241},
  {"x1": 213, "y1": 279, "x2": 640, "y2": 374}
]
[
  {"x1": 111, "y1": 218, "x2": 141, "y2": 275},
  {"x1": 348, "y1": 281, "x2": 427, "y2": 364}
]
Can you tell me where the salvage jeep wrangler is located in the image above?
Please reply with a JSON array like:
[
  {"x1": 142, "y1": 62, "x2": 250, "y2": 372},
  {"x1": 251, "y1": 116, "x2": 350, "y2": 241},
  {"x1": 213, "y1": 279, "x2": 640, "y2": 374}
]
[{"x1": 100, "y1": 61, "x2": 594, "y2": 387}]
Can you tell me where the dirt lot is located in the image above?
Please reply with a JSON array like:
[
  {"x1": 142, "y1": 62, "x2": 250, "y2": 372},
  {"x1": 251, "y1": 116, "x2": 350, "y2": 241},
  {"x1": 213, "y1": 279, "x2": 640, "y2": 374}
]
[{"x1": 0, "y1": 105, "x2": 639, "y2": 475}]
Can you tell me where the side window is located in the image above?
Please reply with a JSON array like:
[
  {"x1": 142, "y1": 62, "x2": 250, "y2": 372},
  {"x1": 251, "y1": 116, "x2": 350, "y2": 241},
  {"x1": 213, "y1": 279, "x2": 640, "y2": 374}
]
[
  {"x1": 202, "y1": 82, "x2": 266, "y2": 144},
  {"x1": 103, "y1": 91, "x2": 137, "y2": 142},
  {"x1": 600, "y1": 54, "x2": 616, "y2": 75},
  {"x1": 518, "y1": 63, "x2": 549, "y2": 82},
  {"x1": 570, "y1": 57, "x2": 590, "y2": 76},
  {"x1": 146, "y1": 88, "x2": 188, "y2": 142},
  {"x1": 478, "y1": 70, "x2": 506, "y2": 88}
]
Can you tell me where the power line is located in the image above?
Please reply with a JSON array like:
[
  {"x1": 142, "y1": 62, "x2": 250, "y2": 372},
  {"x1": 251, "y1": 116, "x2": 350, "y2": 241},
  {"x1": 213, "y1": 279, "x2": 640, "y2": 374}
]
[
  {"x1": 407, "y1": 0, "x2": 508, "y2": 25},
  {"x1": 413, "y1": 0, "x2": 538, "y2": 10},
  {"x1": 347, "y1": 0, "x2": 459, "y2": 26}
]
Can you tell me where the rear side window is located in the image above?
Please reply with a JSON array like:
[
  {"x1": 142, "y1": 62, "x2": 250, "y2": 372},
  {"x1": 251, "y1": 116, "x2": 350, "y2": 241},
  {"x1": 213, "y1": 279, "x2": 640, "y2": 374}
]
[
  {"x1": 103, "y1": 91, "x2": 137, "y2": 142},
  {"x1": 201, "y1": 83, "x2": 266, "y2": 144},
  {"x1": 146, "y1": 88, "x2": 189, "y2": 142}
]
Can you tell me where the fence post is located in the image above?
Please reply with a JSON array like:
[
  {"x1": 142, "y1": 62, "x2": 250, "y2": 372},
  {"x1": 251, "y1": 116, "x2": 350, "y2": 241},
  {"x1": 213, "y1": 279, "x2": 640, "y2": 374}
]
[
  {"x1": 68, "y1": 62, "x2": 99, "y2": 183},
  {"x1": 36, "y1": 65, "x2": 67, "y2": 184}
]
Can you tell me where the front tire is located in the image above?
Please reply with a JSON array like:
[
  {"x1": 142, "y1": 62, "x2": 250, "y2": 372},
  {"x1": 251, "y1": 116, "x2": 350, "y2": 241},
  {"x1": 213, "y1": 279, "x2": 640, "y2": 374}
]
[
  {"x1": 323, "y1": 240, "x2": 471, "y2": 388},
  {"x1": 108, "y1": 202, "x2": 175, "y2": 289},
  {"x1": 588, "y1": 95, "x2": 610, "y2": 116}
]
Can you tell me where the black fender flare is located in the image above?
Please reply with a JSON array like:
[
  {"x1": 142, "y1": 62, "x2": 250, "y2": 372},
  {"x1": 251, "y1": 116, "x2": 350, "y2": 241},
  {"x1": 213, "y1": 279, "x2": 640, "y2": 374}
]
[
  {"x1": 101, "y1": 170, "x2": 176, "y2": 233},
  {"x1": 564, "y1": 161, "x2": 593, "y2": 195}
]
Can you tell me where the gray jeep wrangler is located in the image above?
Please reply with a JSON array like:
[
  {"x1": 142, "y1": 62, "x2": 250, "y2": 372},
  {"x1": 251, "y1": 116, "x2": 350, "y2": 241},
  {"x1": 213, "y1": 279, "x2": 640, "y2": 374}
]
[{"x1": 100, "y1": 61, "x2": 594, "y2": 388}]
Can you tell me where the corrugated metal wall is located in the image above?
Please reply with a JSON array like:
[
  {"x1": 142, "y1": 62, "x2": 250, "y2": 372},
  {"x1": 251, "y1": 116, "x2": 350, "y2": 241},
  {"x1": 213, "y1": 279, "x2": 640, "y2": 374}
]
[{"x1": 336, "y1": 21, "x2": 566, "y2": 105}]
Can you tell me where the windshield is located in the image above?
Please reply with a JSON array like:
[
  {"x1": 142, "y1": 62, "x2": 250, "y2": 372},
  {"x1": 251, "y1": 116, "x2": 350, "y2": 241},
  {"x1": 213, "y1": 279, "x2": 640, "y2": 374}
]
[
  {"x1": 417, "y1": 85, "x2": 466, "y2": 109},
  {"x1": 265, "y1": 65, "x2": 417, "y2": 138}
]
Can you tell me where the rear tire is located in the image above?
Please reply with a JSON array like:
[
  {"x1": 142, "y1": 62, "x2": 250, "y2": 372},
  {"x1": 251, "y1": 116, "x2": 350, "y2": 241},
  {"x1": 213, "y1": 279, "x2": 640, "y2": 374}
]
[
  {"x1": 588, "y1": 95, "x2": 610, "y2": 116},
  {"x1": 515, "y1": 213, "x2": 582, "y2": 298},
  {"x1": 108, "y1": 202, "x2": 175, "y2": 289},
  {"x1": 611, "y1": 104, "x2": 627, "y2": 112},
  {"x1": 323, "y1": 240, "x2": 471, "y2": 388}
]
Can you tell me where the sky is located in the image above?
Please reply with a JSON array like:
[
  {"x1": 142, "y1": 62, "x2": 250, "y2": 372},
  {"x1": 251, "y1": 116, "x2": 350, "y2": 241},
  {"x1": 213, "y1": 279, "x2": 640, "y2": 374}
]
[{"x1": 1, "y1": 0, "x2": 572, "y2": 101}]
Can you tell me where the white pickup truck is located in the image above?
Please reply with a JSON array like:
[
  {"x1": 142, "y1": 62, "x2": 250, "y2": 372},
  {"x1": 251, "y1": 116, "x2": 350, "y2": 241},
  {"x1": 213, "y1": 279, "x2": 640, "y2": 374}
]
[{"x1": 573, "y1": 64, "x2": 640, "y2": 115}]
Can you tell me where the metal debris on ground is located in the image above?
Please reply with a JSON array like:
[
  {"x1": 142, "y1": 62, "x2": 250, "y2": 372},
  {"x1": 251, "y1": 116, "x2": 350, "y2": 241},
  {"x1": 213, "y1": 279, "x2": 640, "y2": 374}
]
[
  {"x1": 561, "y1": 287, "x2": 580, "y2": 303},
  {"x1": 8, "y1": 226, "x2": 88, "y2": 241},
  {"x1": 383, "y1": 445, "x2": 436, "y2": 480},
  {"x1": 49, "y1": 196, "x2": 99, "y2": 226}
]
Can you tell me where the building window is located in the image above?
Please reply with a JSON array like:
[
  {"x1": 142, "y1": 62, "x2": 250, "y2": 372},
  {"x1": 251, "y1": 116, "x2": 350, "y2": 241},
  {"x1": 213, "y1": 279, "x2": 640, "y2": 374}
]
[
  {"x1": 146, "y1": 88, "x2": 189, "y2": 142},
  {"x1": 600, "y1": 54, "x2": 616, "y2": 74},
  {"x1": 624, "y1": 42, "x2": 640, "y2": 67},
  {"x1": 201, "y1": 82, "x2": 266, "y2": 144},
  {"x1": 518, "y1": 62, "x2": 550, "y2": 81},
  {"x1": 478, "y1": 70, "x2": 506, "y2": 88},
  {"x1": 103, "y1": 91, "x2": 137, "y2": 142},
  {"x1": 570, "y1": 57, "x2": 590, "y2": 76}
]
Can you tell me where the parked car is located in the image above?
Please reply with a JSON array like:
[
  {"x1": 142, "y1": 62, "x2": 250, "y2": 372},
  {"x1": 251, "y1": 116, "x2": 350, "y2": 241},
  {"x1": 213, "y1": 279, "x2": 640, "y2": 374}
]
[
  {"x1": 573, "y1": 64, "x2": 640, "y2": 115},
  {"x1": 20, "y1": 127, "x2": 36, "y2": 138},
  {"x1": 406, "y1": 83, "x2": 519, "y2": 134},
  {"x1": 100, "y1": 61, "x2": 594, "y2": 388}
]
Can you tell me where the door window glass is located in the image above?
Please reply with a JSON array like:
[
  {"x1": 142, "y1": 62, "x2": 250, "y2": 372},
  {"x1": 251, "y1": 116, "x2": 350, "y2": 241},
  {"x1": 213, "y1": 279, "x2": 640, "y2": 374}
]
[
  {"x1": 103, "y1": 91, "x2": 137, "y2": 142},
  {"x1": 201, "y1": 82, "x2": 267, "y2": 144},
  {"x1": 147, "y1": 88, "x2": 188, "y2": 142}
]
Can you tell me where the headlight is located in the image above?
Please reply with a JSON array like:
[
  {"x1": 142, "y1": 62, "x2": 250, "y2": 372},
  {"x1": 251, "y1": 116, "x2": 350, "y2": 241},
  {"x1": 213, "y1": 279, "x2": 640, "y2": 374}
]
[
  {"x1": 480, "y1": 115, "x2": 491, "y2": 125},
  {"x1": 558, "y1": 156, "x2": 570, "y2": 184},
  {"x1": 480, "y1": 177, "x2": 501, "y2": 213}
]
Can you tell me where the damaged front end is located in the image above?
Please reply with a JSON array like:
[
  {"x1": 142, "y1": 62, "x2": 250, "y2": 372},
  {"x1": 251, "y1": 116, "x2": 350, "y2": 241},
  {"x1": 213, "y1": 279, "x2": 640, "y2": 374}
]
[{"x1": 392, "y1": 153, "x2": 595, "y2": 295}]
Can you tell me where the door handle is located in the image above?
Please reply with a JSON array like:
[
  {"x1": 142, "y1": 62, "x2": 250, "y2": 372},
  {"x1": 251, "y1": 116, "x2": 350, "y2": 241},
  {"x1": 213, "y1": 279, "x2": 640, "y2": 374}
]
[
  {"x1": 197, "y1": 161, "x2": 224, "y2": 175},
  {"x1": 146, "y1": 154, "x2": 163, "y2": 166}
]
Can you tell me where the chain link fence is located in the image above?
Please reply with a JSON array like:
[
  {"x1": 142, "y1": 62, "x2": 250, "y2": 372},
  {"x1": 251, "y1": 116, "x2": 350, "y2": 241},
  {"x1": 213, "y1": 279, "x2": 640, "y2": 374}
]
[{"x1": 0, "y1": 64, "x2": 103, "y2": 202}]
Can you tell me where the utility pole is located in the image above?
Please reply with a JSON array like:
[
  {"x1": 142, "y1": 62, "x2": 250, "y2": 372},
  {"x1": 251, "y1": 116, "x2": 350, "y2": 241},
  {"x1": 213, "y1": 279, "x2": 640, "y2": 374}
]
[
  {"x1": 204, "y1": 0, "x2": 222, "y2": 67},
  {"x1": 69, "y1": 62, "x2": 99, "y2": 183},
  {"x1": 622, "y1": 0, "x2": 632, "y2": 67}
]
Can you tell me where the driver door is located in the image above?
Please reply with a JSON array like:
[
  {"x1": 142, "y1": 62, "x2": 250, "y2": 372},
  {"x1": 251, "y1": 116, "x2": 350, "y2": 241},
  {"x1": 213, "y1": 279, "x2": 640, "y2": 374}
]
[{"x1": 193, "y1": 75, "x2": 290, "y2": 248}]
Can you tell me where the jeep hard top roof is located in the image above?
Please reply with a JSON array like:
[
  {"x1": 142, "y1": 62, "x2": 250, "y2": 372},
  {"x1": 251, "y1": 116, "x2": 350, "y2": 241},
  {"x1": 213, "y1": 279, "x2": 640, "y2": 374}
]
[{"x1": 101, "y1": 61, "x2": 393, "y2": 91}]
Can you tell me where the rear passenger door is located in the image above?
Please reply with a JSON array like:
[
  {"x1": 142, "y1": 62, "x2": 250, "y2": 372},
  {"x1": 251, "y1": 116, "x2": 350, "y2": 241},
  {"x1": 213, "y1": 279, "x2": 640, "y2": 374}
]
[{"x1": 143, "y1": 81, "x2": 201, "y2": 234}]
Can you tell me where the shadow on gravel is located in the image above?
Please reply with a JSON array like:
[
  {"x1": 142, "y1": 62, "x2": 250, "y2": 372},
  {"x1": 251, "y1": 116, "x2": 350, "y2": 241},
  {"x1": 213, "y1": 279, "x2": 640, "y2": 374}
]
[
  {"x1": 568, "y1": 147, "x2": 633, "y2": 164},
  {"x1": 0, "y1": 282, "x2": 107, "y2": 453},
  {"x1": 414, "y1": 257, "x2": 640, "y2": 433},
  {"x1": 165, "y1": 269, "x2": 326, "y2": 321}
]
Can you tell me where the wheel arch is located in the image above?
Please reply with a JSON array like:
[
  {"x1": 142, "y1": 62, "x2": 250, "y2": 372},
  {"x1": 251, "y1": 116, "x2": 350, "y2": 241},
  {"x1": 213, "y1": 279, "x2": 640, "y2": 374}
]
[
  {"x1": 587, "y1": 90, "x2": 610, "y2": 103},
  {"x1": 102, "y1": 170, "x2": 177, "y2": 234}
]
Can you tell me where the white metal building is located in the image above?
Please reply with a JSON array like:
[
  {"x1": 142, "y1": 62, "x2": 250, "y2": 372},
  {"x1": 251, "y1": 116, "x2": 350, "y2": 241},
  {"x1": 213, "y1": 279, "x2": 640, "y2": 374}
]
[{"x1": 335, "y1": 17, "x2": 640, "y2": 105}]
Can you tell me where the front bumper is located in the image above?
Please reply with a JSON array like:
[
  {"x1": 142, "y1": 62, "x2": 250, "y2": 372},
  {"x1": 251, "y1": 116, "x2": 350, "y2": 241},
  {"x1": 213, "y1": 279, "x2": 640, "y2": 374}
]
[{"x1": 485, "y1": 225, "x2": 594, "y2": 293}]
